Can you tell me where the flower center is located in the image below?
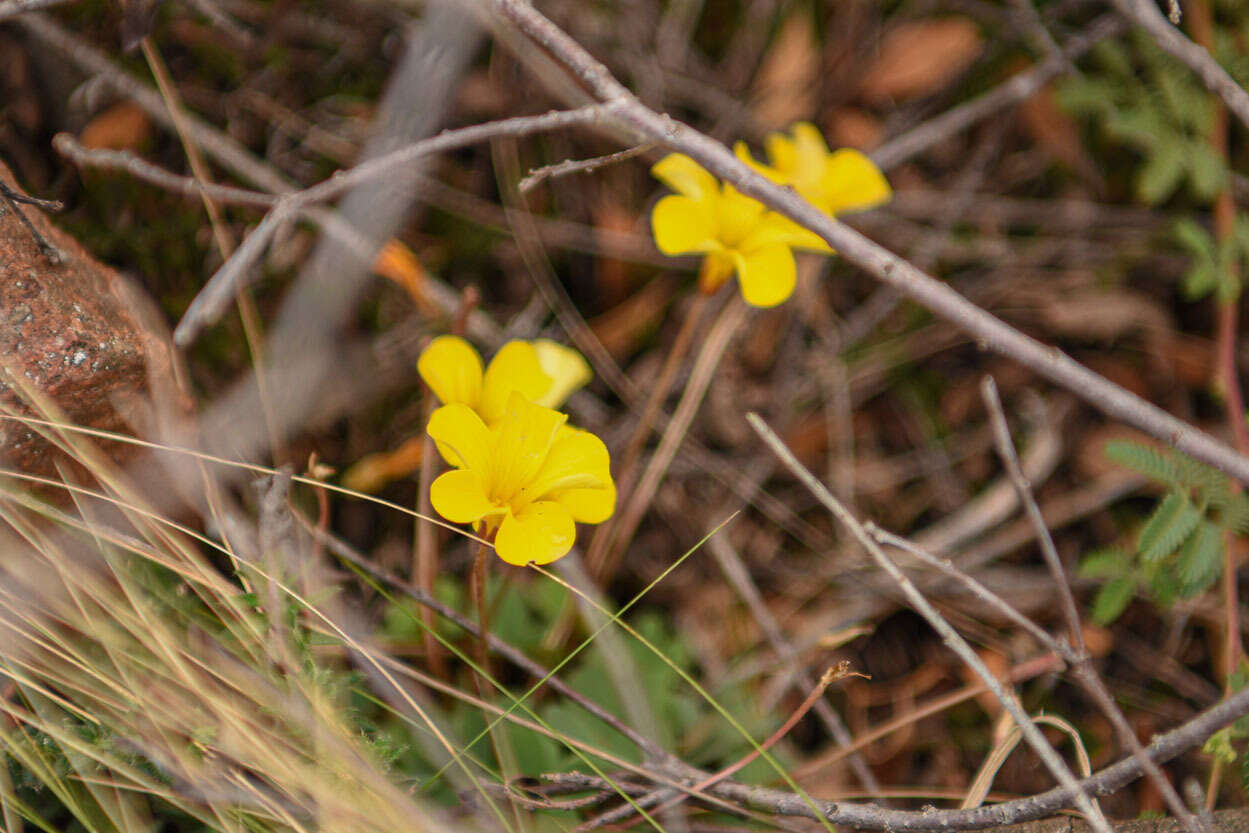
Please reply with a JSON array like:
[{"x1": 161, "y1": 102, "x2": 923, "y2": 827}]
[{"x1": 714, "y1": 188, "x2": 764, "y2": 249}]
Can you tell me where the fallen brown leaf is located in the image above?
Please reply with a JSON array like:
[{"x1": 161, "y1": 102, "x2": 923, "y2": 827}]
[
  {"x1": 859, "y1": 18, "x2": 983, "y2": 102},
  {"x1": 79, "y1": 101, "x2": 152, "y2": 152},
  {"x1": 751, "y1": 12, "x2": 820, "y2": 129}
]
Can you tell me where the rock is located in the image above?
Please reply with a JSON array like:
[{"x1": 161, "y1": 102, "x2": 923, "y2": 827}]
[{"x1": 0, "y1": 160, "x2": 189, "y2": 482}]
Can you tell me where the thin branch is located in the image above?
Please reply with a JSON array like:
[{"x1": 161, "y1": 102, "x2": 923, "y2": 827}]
[
  {"x1": 479, "y1": 0, "x2": 1249, "y2": 485},
  {"x1": 518, "y1": 142, "x2": 657, "y2": 193},
  {"x1": 0, "y1": 180, "x2": 65, "y2": 263},
  {"x1": 53, "y1": 134, "x2": 278, "y2": 208},
  {"x1": 1108, "y1": 0, "x2": 1249, "y2": 133},
  {"x1": 0, "y1": 0, "x2": 70, "y2": 19},
  {"x1": 713, "y1": 677, "x2": 1249, "y2": 831},
  {"x1": 170, "y1": 105, "x2": 613, "y2": 345},
  {"x1": 706, "y1": 532, "x2": 884, "y2": 796},
  {"x1": 746, "y1": 412, "x2": 1115, "y2": 833},
  {"x1": 981, "y1": 377, "x2": 1205, "y2": 833},
  {"x1": 981, "y1": 379, "x2": 1085, "y2": 650},
  {"x1": 599, "y1": 296, "x2": 749, "y2": 576}
]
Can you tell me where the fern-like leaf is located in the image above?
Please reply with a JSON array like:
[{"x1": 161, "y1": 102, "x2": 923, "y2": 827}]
[
  {"x1": 1105, "y1": 440, "x2": 1178, "y2": 485},
  {"x1": 1079, "y1": 548, "x2": 1131, "y2": 579},
  {"x1": 1176, "y1": 519, "x2": 1224, "y2": 597},
  {"x1": 1091, "y1": 576, "x2": 1137, "y2": 625},
  {"x1": 1221, "y1": 493, "x2": 1249, "y2": 534},
  {"x1": 1138, "y1": 492, "x2": 1201, "y2": 561}
]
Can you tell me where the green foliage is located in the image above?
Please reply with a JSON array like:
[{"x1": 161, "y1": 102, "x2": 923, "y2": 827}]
[
  {"x1": 1057, "y1": 32, "x2": 1226, "y2": 205},
  {"x1": 1079, "y1": 440, "x2": 1249, "y2": 623},
  {"x1": 1201, "y1": 661, "x2": 1249, "y2": 793},
  {"x1": 1172, "y1": 215, "x2": 1249, "y2": 303},
  {"x1": 378, "y1": 581, "x2": 780, "y2": 789}
]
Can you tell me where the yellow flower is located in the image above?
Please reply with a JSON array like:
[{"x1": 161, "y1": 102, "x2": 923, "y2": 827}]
[
  {"x1": 417, "y1": 335, "x2": 591, "y2": 424},
  {"x1": 427, "y1": 392, "x2": 616, "y2": 565},
  {"x1": 733, "y1": 122, "x2": 891, "y2": 217},
  {"x1": 650, "y1": 154, "x2": 832, "y2": 308}
]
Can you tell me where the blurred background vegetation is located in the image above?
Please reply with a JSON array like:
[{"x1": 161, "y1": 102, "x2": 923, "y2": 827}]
[{"x1": 6, "y1": 0, "x2": 1249, "y2": 831}]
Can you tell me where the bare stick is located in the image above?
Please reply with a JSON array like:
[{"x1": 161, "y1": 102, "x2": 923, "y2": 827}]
[
  {"x1": 1108, "y1": 0, "x2": 1249, "y2": 133},
  {"x1": 20, "y1": 13, "x2": 296, "y2": 195},
  {"x1": 53, "y1": 135, "x2": 277, "y2": 208},
  {"x1": 519, "y1": 142, "x2": 657, "y2": 193},
  {"x1": 602, "y1": 666, "x2": 849, "y2": 830},
  {"x1": 746, "y1": 412, "x2": 1115, "y2": 833},
  {"x1": 552, "y1": 680, "x2": 1249, "y2": 831},
  {"x1": 599, "y1": 296, "x2": 748, "y2": 577},
  {"x1": 480, "y1": 0, "x2": 1249, "y2": 485},
  {"x1": 171, "y1": 105, "x2": 612, "y2": 345},
  {"x1": 586, "y1": 292, "x2": 714, "y2": 580},
  {"x1": 0, "y1": 0, "x2": 70, "y2": 19},
  {"x1": 706, "y1": 532, "x2": 884, "y2": 796},
  {"x1": 981, "y1": 379, "x2": 1085, "y2": 649},
  {"x1": 0, "y1": 181, "x2": 64, "y2": 263},
  {"x1": 979, "y1": 379, "x2": 1205, "y2": 833}
]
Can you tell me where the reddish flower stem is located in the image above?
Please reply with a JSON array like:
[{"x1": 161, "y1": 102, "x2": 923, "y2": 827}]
[{"x1": 1190, "y1": 0, "x2": 1246, "y2": 683}]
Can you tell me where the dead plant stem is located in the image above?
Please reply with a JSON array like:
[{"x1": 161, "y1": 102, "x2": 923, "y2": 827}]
[
  {"x1": 599, "y1": 296, "x2": 748, "y2": 579},
  {"x1": 747, "y1": 412, "x2": 1116, "y2": 833},
  {"x1": 138, "y1": 37, "x2": 284, "y2": 463},
  {"x1": 588, "y1": 292, "x2": 713, "y2": 580}
]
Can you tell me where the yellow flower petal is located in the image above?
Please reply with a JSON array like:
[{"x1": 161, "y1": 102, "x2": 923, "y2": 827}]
[
  {"x1": 743, "y1": 213, "x2": 833, "y2": 254},
  {"x1": 698, "y1": 251, "x2": 736, "y2": 294},
  {"x1": 651, "y1": 153, "x2": 718, "y2": 201},
  {"x1": 715, "y1": 187, "x2": 768, "y2": 248},
  {"x1": 790, "y1": 122, "x2": 832, "y2": 180},
  {"x1": 734, "y1": 243, "x2": 797, "y2": 308},
  {"x1": 764, "y1": 131, "x2": 798, "y2": 176},
  {"x1": 426, "y1": 403, "x2": 493, "y2": 473},
  {"x1": 652, "y1": 195, "x2": 719, "y2": 255},
  {"x1": 480, "y1": 341, "x2": 551, "y2": 425},
  {"x1": 819, "y1": 148, "x2": 892, "y2": 215},
  {"x1": 494, "y1": 501, "x2": 576, "y2": 565},
  {"x1": 418, "y1": 336, "x2": 483, "y2": 408},
  {"x1": 532, "y1": 340, "x2": 592, "y2": 409},
  {"x1": 521, "y1": 427, "x2": 612, "y2": 504},
  {"x1": 430, "y1": 469, "x2": 498, "y2": 524},
  {"x1": 556, "y1": 480, "x2": 616, "y2": 524},
  {"x1": 734, "y1": 141, "x2": 786, "y2": 184},
  {"x1": 492, "y1": 392, "x2": 567, "y2": 499}
]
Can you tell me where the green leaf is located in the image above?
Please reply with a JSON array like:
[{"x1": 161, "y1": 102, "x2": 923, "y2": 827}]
[
  {"x1": 1176, "y1": 519, "x2": 1224, "y2": 597},
  {"x1": 1216, "y1": 235, "x2": 1244, "y2": 303},
  {"x1": 1183, "y1": 261, "x2": 1218, "y2": 300},
  {"x1": 1188, "y1": 143, "x2": 1229, "y2": 202},
  {"x1": 1105, "y1": 440, "x2": 1178, "y2": 485},
  {"x1": 1055, "y1": 77, "x2": 1115, "y2": 117},
  {"x1": 1147, "y1": 562, "x2": 1180, "y2": 606},
  {"x1": 1205, "y1": 726, "x2": 1238, "y2": 764},
  {"x1": 1108, "y1": 108, "x2": 1166, "y2": 149},
  {"x1": 1173, "y1": 217, "x2": 1215, "y2": 257},
  {"x1": 1220, "y1": 493, "x2": 1249, "y2": 534},
  {"x1": 1137, "y1": 141, "x2": 1187, "y2": 204},
  {"x1": 1091, "y1": 575, "x2": 1137, "y2": 624},
  {"x1": 1079, "y1": 547, "x2": 1131, "y2": 579},
  {"x1": 1137, "y1": 492, "x2": 1202, "y2": 561}
]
